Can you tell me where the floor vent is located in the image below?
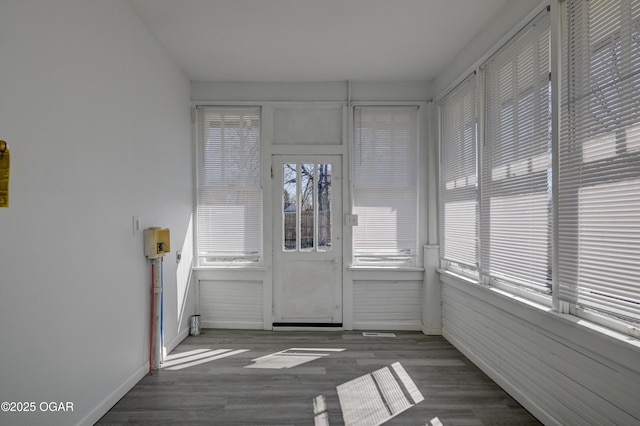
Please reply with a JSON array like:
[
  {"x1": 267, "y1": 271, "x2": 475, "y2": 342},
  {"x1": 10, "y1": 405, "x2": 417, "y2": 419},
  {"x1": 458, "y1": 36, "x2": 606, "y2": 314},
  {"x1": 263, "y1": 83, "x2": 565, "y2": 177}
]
[{"x1": 362, "y1": 332, "x2": 396, "y2": 337}]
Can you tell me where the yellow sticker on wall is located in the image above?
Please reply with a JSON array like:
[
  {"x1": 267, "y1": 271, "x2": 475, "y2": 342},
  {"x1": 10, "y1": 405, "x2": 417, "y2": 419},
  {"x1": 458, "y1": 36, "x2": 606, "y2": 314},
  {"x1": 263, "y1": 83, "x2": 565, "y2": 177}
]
[{"x1": 0, "y1": 140, "x2": 10, "y2": 208}]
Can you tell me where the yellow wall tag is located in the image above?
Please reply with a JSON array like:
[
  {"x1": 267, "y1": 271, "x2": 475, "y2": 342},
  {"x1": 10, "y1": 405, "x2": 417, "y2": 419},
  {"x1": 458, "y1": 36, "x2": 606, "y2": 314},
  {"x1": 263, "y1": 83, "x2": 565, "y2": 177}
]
[{"x1": 0, "y1": 141, "x2": 10, "y2": 208}]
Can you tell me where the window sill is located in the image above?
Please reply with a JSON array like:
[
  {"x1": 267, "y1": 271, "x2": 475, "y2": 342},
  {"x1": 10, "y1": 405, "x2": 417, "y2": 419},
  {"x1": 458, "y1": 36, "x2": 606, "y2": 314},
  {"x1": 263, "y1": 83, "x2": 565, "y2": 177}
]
[
  {"x1": 194, "y1": 264, "x2": 265, "y2": 271},
  {"x1": 350, "y1": 266, "x2": 425, "y2": 281},
  {"x1": 438, "y1": 268, "x2": 640, "y2": 357},
  {"x1": 349, "y1": 266, "x2": 425, "y2": 272},
  {"x1": 194, "y1": 267, "x2": 266, "y2": 282},
  {"x1": 437, "y1": 267, "x2": 479, "y2": 286}
]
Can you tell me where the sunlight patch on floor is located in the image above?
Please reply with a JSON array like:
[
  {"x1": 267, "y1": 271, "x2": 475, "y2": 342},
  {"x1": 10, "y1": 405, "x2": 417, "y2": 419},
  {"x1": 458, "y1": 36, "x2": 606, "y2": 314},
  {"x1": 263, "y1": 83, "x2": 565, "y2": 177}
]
[
  {"x1": 162, "y1": 348, "x2": 249, "y2": 370},
  {"x1": 244, "y1": 348, "x2": 345, "y2": 369},
  {"x1": 336, "y1": 362, "x2": 424, "y2": 426}
]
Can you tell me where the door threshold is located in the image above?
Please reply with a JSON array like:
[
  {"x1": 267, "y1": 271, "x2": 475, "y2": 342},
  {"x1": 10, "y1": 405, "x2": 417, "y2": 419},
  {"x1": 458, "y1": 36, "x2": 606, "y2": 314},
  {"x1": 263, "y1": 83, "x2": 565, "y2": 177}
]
[{"x1": 272, "y1": 322, "x2": 343, "y2": 331}]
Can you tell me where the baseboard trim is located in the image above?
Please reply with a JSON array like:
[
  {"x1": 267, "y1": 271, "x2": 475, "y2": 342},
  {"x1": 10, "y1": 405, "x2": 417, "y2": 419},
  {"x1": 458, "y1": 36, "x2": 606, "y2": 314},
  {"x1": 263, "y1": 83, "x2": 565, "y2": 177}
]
[
  {"x1": 202, "y1": 320, "x2": 263, "y2": 330},
  {"x1": 421, "y1": 324, "x2": 442, "y2": 335},
  {"x1": 77, "y1": 362, "x2": 148, "y2": 426},
  {"x1": 79, "y1": 330, "x2": 189, "y2": 425},
  {"x1": 165, "y1": 327, "x2": 189, "y2": 356},
  {"x1": 353, "y1": 321, "x2": 421, "y2": 331},
  {"x1": 272, "y1": 322, "x2": 342, "y2": 327}
]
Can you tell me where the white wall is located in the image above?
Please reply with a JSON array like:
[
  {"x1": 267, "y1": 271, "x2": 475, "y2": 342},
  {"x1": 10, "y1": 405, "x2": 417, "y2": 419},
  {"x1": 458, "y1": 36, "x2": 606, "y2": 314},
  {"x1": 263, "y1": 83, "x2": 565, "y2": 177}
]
[
  {"x1": 0, "y1": 1, "x2": 192, "y2": 425},
  {"x1": 432, "y1": 0, "x2": 543, "y2": 98}
]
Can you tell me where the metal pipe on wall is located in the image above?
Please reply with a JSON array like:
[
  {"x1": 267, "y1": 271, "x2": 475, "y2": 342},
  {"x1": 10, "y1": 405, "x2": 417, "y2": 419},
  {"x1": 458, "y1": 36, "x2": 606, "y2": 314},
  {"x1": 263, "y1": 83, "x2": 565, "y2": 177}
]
[{"x1": 151, "y1": 258, "x2": 163, "y2": 370}]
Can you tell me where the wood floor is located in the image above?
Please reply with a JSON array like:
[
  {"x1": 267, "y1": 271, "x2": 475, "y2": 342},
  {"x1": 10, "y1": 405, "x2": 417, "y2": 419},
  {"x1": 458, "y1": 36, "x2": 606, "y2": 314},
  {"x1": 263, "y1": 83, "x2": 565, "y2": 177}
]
[{"x1": 97, "y1": 330, "x2": 542, "y2": 425}]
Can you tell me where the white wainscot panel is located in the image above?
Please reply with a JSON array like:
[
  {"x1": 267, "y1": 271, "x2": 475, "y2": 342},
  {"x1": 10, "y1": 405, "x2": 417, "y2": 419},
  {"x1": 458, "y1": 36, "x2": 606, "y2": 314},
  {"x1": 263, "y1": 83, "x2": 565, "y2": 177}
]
[
  {"x1": 353, "y1": 280, "x2": 423, "y2": 330},
  {"x1": 272, "y1": 105, "x2": 343, "y2": 145},
  {"x1": 440, "y1": 273, "x2": 640, "y2": 426},
  {"x1": 199, "y1": 280, "x2": 263, "y2": 329}
]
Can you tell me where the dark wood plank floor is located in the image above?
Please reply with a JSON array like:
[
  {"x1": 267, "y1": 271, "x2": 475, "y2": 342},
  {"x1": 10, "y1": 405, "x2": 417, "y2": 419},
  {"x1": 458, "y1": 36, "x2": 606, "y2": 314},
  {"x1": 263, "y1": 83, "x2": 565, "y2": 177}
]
[{"x1": 97, "y1": 330, "x2": 542, "y2": 425}]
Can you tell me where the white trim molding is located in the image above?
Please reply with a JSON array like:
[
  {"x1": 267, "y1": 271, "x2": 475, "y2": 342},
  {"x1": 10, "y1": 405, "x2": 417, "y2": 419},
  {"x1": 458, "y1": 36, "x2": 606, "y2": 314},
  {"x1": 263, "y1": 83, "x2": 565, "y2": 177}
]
[{"x1": 422, "y1": 245, "x2": 441, "y2": 335}]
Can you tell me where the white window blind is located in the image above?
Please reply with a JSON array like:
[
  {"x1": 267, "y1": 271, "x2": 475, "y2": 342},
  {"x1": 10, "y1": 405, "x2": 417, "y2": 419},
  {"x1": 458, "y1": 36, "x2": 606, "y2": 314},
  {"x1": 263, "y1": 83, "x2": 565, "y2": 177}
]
[
  {"x1": 196, "y1": 107, "x2": 262, "y2": 265},
  {"x1": 353, "y1": 107, "x2": 419, "y2": 265},
  {"x1": 559, "y1": 0, "x2": 640, "y2": 323},
  {"x1": 481, "y1": 10, "x2": 552, "y2": 292},
  {"x1": 440, "y1": 74, "x2": 478, "y2": 269}
]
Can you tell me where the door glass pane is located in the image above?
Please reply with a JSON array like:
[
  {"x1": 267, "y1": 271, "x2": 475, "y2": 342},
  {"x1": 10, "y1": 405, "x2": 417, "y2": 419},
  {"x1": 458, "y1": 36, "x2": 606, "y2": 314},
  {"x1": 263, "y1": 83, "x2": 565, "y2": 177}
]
[
  {"x1": 318, "y1": 163, "x2": 332, "y2": 251},
  {"x1": 283, "y1": 164, "x2": 297, "y2": 251},
  {"x1": 282, "y1": 161, "x2": 333, "y2": 253},
  {"x1": 300, "y1": 164, "x2": 315, "y2": 250}
]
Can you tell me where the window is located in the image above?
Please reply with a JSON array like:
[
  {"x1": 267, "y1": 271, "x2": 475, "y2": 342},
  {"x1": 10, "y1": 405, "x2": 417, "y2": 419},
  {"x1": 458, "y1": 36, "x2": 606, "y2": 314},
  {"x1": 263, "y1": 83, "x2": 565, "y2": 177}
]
[
  {"x1": 559, "y1": 0, "x2": 640, "y2": 324},
  {"x1": 439, "y1": 74, "x2": 478, "y2": 270},
  {"x1": 480, "y1": 9, "x2": 551, "y2": 293},
  {"x1": 438, "y1": 0, "x2": 640, "y2": 334},
  {"x1": 196, "y1": 107, "x2": 262, "y2": 265},
  {"x1": 282, "y1": 162, "x2": 333, "y2": 252},
  {"x1": 352, "y1": 106, "x2": 419, "y2": 266}
]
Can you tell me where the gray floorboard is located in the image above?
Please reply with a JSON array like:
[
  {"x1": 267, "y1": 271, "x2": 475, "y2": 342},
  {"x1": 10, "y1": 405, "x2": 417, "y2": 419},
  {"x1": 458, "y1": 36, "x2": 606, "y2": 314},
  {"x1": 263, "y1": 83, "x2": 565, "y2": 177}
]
[{"x1": 97, "y1": 330, "x2": 542, "y2": 426}]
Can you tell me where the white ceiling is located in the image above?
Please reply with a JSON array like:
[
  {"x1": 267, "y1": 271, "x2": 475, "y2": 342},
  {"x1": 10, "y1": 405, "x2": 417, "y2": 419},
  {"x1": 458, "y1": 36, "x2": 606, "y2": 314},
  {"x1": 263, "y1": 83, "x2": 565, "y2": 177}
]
[{"x1": 129, "y1": 0, "x2": 510, "y2": 82}]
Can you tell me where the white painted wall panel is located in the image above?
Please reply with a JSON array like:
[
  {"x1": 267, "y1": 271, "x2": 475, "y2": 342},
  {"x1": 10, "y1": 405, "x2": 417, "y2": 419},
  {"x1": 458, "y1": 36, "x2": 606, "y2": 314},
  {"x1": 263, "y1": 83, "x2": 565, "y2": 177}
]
[
  {"x1": 0, "y1": 1, "x2": 191, "y2": 425},
  {"x1": 200, "y1": 280, "x2": 263, "y2": 329},
  {"x1": 191, "y1": 81, "x2": 432, "y2": 102},
  {"x1": 433, "y1": 0, "x2": 541, "y2": 98},
  {"x1": 353, "y1": 281, "x2": 422, "y2": 330},
  {"x1": 441, "y1": 274, "x2": 640, "y2": 426},
  {"x1": 273, "y1": 106, "x2": 343, "y2": 145}
]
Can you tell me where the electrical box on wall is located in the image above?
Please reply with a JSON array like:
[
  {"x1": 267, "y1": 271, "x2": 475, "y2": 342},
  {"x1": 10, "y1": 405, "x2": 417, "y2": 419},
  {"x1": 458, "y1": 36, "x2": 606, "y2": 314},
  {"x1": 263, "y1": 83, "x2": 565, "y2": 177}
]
[{"x1": 144, "y1": 227, "x2": 171, "y2": 259}]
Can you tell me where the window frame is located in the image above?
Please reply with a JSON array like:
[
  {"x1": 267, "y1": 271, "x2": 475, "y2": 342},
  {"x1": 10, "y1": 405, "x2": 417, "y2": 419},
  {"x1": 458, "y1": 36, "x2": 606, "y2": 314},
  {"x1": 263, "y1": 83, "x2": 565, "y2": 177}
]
[
  {"x1": 194, "y1": 105, "x2": 264, "y2": 267},
  {"x1": 438, "y1": 73, "x2": 479, "y2": 272},
  {"x1": 557, "y1": 0, "x2": 640, "y2": 325},
  {"x1": 351, "y1": 104, "x2": 421, "y2": 267},
  {"x1": 479, "y1": 8, "x2": 553, "y2": 295}
]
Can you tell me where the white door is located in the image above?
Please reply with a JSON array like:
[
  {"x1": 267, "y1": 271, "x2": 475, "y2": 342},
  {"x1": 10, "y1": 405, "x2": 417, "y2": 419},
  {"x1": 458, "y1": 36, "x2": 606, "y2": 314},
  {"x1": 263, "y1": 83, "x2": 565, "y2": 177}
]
[{"x1": 272, "y1": 155, "x2": 342, "y2": 325}]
